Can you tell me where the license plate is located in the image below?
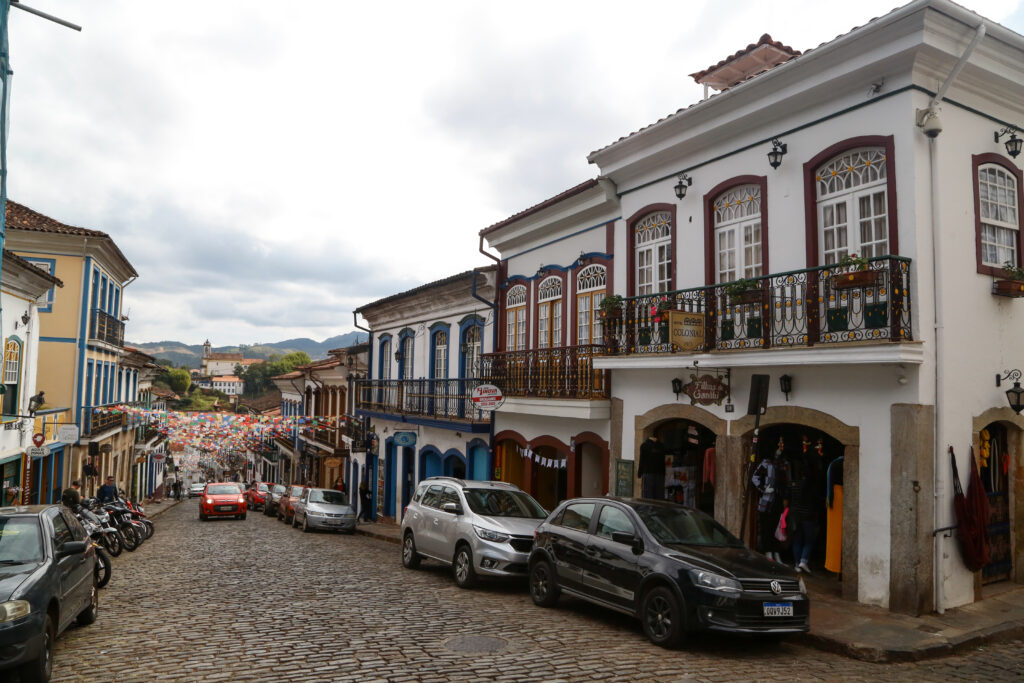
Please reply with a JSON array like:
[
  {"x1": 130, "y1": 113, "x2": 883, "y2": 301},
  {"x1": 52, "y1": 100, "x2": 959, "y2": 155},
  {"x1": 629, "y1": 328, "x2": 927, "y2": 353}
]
[
  {"x1": 216, "y1": 505, "x2": 234, "y2": 511},
  {"x1": 763, "y1": 602, "x2": 793, "y2": 617}
]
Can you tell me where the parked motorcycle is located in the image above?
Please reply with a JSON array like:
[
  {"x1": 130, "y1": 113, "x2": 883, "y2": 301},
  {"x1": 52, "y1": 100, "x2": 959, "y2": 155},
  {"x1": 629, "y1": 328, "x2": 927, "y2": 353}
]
[
  {"x1": 79, "y1": 498, "x2": 125, "y2": 556},
  {"x1": 72, "y1": 505, "x2": 113, "y2": 589},
  {"x1": 123, "y1": 495, "x2": 155, "y2": 540}
]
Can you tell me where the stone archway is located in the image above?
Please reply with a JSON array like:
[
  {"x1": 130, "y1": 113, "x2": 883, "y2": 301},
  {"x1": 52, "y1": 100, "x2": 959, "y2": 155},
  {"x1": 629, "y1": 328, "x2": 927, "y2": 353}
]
[
  {"x1": 973, "y1": 408, "x2": 1024, "y2": 590},
  {"x1": 733, "y1": 405, "x2": 860, "y2": 601}
]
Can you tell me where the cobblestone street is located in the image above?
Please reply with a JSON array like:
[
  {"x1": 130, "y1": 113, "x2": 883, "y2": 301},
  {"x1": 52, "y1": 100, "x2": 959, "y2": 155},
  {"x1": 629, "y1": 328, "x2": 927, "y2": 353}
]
[{"x1": 47, "y1": 501, "x2": 1024, "y2": 683}]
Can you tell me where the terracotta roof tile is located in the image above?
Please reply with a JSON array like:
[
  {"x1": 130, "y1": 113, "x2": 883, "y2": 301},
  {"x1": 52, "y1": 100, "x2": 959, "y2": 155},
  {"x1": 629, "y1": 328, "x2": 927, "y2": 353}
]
[
  {"x1": 355, "y1": 266, "x2": 495, "y2": 314},
  {"x1": 3, "y1": 249, "x2": 63, "y2": 287},
  {"x1": 688, "y1": 34, "x2": 801, "y2": 84},
  {"x1": 479, "y1": 178, "x2": 599, "y2": 236}
]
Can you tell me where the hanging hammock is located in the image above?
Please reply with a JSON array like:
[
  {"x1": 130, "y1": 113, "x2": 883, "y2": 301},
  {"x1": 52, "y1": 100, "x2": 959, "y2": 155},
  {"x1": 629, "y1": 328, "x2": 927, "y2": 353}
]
[{"x1": 949, "y1": 446, "x2": 991, "y2": 572}]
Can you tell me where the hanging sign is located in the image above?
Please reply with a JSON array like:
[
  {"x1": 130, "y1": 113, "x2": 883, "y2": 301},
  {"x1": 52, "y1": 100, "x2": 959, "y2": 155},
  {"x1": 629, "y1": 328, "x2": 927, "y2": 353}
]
[
  {"x1": 393, "y1": 431, "x2": 417, "y2": 448},
  {"x1": 682, "y1": 373, "x2": 729, "y2": 406},
  {"x1": 57, "y1": 424, "x2": 80, "y2": 444},
  {"x1": 668, "y1": 311, "x2": 705, "y2": 352},
  {"x1": 471, "y1": 384, "x2": 504, "y2": 411},
  {"x1": 27, "y1": 446, "x2": 48, "y2": 459},
  {"x1": 324, "y1": 457, "x2": 341, "y2": 468},
  {"x1": 32, "y1": 433, "x2": 44, "y2": 448}
]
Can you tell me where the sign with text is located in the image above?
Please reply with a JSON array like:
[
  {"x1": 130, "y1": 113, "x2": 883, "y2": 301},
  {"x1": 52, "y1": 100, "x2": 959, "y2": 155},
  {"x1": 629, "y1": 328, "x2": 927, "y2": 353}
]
[
  {"x1": 471, "y1": 384, "x2": 505, "y2": 411},
  {"x1": 27, "y1": 446, "x2": 48, "y2": 459},
  {"x1": 324, "y1": 457, "x2": 341, "y2": 468},
  {"x1": 682, "y1": 373, "x2": 729, "y2": 406},
  {"x1": 58, "y1": 424, "x2": 80, "y2": 444},
  {"x1": 393, "y1": 431, "x2": 417, "y2": 448},
  {"x1": 615, "y1": 459, "x2": 634, "y2": 497},
  {"x1": 668, "y1": 310, "x2": 705, "y2": 352}
]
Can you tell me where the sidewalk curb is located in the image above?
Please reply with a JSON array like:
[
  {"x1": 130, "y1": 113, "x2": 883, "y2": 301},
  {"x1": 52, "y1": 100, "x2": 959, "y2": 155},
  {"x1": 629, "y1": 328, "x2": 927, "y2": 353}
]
[
  {"x1": 146, "y1": 498, "x2": 183, "y2": 520},
  {"x1": 354, "y1": 526, "x2": 401, "y2": 546}
]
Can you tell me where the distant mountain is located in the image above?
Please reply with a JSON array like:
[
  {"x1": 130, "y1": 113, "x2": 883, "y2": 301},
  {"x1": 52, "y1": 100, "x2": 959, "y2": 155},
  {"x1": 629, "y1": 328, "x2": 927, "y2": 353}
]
[{"x1": 127, "y1": 332, "x2": 367, "y2": 368}]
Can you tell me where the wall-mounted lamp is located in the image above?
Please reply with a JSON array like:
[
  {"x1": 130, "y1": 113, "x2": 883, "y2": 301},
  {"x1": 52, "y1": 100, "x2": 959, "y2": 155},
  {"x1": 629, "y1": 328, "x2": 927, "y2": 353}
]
[
  {"x1": 995, "y1": 127, "x2": 1023, "y2": 159},
  {"x1": 779, "y1": 374, "x2": 793, "y2": 401},
  {"x1": 996, "y1": 369, "x2": 1024, "y2": 414},
  {"x1": 27, "y1": 391, "x2": 45, "y2": 415},
  {"x1": 670, "y1": 377, "x2": 683, "y2": 400},
  {"x1": 673, "y1": 173, "x2": 692, "y2": 200},
  {"x1": 767, "y1": 138, "x2": 788, "y2": 169},
  {"x1": 20, "y1": 312, "x2": 29, "y2": 326},
  {"x1": 394, "y1": 350, "x2": 403, "y2": 362}
]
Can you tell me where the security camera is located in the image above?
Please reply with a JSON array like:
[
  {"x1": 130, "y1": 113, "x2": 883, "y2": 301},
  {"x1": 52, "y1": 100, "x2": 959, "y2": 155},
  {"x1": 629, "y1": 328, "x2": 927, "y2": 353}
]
[{"x1": 917, "y1": 108, "x2": 942, "y2": 138}]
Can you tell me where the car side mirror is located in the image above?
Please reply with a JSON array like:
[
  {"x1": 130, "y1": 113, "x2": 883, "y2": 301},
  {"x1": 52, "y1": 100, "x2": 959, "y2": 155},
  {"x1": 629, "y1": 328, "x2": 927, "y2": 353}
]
[
  {"x1": 57, "y1": 540, "x2": 87, "y2": 557},
  {"x1": 611, "y1": 531, "x2": 643, "y2": 555},
  {"x1": 442, "y1": 502, "x2": 463, "y2": 515}
]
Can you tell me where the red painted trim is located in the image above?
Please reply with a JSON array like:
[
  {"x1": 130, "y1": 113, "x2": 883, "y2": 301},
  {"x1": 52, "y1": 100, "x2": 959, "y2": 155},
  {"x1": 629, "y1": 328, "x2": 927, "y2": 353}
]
[
  {"x1": 972, "y1": 153, "x2": 1024, "y2": 277},
  {"x1": 569, "y1": 257, "x2": 612, "y2": 345},
  {"x1": 533, "y1": 271, "x2": 568, "y2": 348},
  {"x1": 802, "y1": 135, "x2": 898, "y2": 268},
  {"x1": 494, "y1": 430, "x2": 527, "y2": 448},
  {"x1": 571, "y1": 431, "x2": 610, "y2": 497},
  {"x1": 702, "y1": 175, "x2": 769, "y2": 285},
  {"x1": 626, "y1": 203, "x2": 677, "y2": 296},
  {"x1": 528, "y1": 434, "x2": 571, "y2": 454},
  {"x1": 605, "y1": 221, "x2": 616, "y2": 296}
]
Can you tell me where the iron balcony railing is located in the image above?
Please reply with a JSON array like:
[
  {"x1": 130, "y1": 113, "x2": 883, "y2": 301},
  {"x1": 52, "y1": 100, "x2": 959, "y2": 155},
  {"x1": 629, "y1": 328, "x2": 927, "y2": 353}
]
[
  {"x1": 356, "y1": 379, "x2": 490, "y2": 423},
  {"x1": 90, "y1": 309, "x2": 125, "y2": 347},
  {"x1": 300, "y1": 417, "x2": 366, "y2": 453},
  {"x1": 84, "y1": 410, "x2": 125, "y2": 437},
  {"x1": 603, "y1": 256, "x2": 912, "y2": 355},
  {"x1": 480, "y1": 344, "x2": 609, "y2": 399}
]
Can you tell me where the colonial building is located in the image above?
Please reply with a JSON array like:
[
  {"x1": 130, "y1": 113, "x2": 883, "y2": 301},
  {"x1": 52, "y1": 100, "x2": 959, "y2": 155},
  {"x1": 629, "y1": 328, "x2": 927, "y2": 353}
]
[
  {"x1": 199, "y1": 340, "x2": 261, "y2": 376},
  {"x1": 481, "y1": 0, "x2": 1024, "y2": 614},
  {"x1": 122, "y1": 347, "x2": 167, "y2": 500},
  {"x1": 354, "y1": 268, "x2": 495, "y2": 521},
  {"x1": 6, "y1": 201, "x2": 142, "y2": 499}
]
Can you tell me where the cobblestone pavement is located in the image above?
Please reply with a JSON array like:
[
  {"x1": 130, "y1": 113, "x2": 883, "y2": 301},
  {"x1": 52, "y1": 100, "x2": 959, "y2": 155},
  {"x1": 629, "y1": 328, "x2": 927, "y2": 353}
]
[{"x1": 48, "y1": 501, "x2": 1024, "y2": 683}]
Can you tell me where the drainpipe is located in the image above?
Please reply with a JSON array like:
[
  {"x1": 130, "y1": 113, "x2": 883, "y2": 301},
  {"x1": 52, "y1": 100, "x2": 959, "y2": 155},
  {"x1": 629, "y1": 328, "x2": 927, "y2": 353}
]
[
  {"x1": 921, "y1": 22, "x2": 985, "y2": 616},
  {"x1": 475, "y1": 240, "x2": 501, "y2": 475}
]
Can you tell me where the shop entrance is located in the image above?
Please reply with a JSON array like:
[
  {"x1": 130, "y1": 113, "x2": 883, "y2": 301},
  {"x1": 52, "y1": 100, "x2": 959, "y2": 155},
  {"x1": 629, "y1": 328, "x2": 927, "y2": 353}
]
[
  {"x1": 979, "y1": 422, "x2": 1012, "y2": 585},
  {"x1": 745, "y1": 425, "x2": 845, "y2": 586},
  {"x1": 530, "y1": 446, "x2": 567, "y2": 511},
  {"x1": 496, "y1": 439, "x2": 527, "y2": 492},
  {"x1": 648, "y1": 420, "x2": 717, "y2": 517}
]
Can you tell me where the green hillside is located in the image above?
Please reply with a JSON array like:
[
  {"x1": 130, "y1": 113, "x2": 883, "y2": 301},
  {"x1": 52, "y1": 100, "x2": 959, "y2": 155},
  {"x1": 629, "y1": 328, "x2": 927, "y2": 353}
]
[{"x1": 128, "y1": 332, "x2": 366, "y2": 368}]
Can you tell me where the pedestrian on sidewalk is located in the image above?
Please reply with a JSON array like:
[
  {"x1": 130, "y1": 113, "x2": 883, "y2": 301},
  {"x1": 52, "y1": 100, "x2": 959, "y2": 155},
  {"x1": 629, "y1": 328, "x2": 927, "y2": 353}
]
[
  {"x1": 172, "y1": 480, "x2": 182, "y2": 500},
  {"x1": 61, "y1": 480, "x2": 82, "y2": 509},
  {"x1": 359, "y1": 481, "x2": 372, "y2": 523}
]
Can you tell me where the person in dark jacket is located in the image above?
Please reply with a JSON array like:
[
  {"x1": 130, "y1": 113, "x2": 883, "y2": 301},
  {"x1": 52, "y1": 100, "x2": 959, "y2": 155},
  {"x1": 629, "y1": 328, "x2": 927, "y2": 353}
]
[
  {"x1": 97, "y1": 476, "x2": 119, "y2": 503},
  {"x1": 637, "y1": 435, "x2": 666, "y2": 500},
  {"x1": 358, "y1": 482, "x2": 372, "y2": 522},
  {"x1": 61, "y1": 480, "x2": 82, "y2": 509}
]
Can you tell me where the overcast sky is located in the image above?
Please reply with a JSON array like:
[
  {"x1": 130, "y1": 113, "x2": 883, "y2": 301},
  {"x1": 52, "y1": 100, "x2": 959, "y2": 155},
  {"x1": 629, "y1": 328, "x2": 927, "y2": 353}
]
[{"x1": 7, "y1": 0, "x2": 1023, "y2": 345}]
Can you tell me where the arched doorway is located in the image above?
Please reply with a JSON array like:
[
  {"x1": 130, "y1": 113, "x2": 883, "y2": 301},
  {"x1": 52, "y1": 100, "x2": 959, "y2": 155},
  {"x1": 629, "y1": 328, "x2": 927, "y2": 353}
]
[
  {"x1": 494, "y1": 432, "x2": 528, "y2": 492},
  {"x1": 468, "y1": 441, "x2": 490, "y2": 481},
  {"x1": 400, "y1": 447, "x2": 415, "y2": 514},
  {"x1": 578, "y1": 443, "x2": 603, "y2": 497},
  {"x1": 529, "y1": 437, "x2": 569, "y2": 511},
  {"x1": 651, "y1": 420, "x2": 717, "y2": 517},
  {"x1": 979, "y1": 421, "x2": 1013, "y2": 585},
  {"x1": 419, "y1": 447, "x2": 443, "y2": 480},
  {"x1": 443, "y1": 451, "x2": 466, "y2": 478}
]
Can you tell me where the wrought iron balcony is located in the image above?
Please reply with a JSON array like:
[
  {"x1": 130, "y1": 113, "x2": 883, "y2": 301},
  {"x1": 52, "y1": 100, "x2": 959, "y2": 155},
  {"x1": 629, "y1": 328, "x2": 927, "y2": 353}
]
[
  {"x1": 84, "y1": 410, "x2": 125, "y2": 436},
  {"x1": 356, "y1": 379, "x2": 490, "y2": 423},
  {"x1": 90, "y1": 309, "x2": 125, "y2": 347},
  {"x1": 604, "y1": 256, "x2": 912, "y2": 355},
  {"x1": 480, "y1": 344, "x2": 609, "y2": 400}
]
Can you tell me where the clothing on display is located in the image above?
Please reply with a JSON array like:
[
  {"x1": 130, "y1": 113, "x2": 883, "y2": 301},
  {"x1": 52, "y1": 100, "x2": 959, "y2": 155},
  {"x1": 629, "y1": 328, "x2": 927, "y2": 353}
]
[{"x1": 824, "y1": 456, "x2": 844, "y2": 573}]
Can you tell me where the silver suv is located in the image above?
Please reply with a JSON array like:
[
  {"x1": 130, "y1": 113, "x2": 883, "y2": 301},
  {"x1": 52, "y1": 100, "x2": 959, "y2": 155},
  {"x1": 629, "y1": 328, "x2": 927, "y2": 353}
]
[{"x1": 401, "y1": 477, "x2": 547, "y2": 588}]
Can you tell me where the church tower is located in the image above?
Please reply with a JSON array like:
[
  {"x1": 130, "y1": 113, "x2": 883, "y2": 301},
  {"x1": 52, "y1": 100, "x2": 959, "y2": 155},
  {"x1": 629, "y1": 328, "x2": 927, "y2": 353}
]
[{"x1": 202, "y1": 339, "x2": 212, "y2": 359}]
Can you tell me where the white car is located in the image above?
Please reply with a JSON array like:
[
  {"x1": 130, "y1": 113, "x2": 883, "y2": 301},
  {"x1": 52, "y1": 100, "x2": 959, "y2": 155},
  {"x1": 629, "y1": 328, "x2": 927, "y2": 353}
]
[{"x1": 188, "y1": 483, "x2": 205, "y2": 498}]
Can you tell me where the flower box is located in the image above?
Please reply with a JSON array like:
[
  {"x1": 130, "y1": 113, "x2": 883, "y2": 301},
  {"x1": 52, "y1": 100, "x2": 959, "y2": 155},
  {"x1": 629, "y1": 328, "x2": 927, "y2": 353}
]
[
  {"x1": 729, "y1": 289, "x2": 763, "y2": 306},
  {"x1": 992, "y1": 279, "x2": 1024, "y2": 298},
  {"x1": 831, "y1": 269, "x2": 881, "y2": 290}
]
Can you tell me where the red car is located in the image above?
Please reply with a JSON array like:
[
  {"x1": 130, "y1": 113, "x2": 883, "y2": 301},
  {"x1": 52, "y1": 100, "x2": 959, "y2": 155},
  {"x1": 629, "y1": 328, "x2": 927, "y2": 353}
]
[
  {"x1": 277, "y1": 484, "x2": 306, "y2": 524},
  {"x1": 199, "y1": 482, "x2": 247, "y2": 521},
  {"x1": 246, "y1": 481, "x2": 271, "y2": 511}
]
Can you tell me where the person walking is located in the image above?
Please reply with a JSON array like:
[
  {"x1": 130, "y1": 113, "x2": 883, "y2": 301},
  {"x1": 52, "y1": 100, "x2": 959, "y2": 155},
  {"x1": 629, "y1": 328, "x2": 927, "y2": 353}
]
[
  {"x1": 61, "y1": 480, "x2": 82, "y2": 509},
  {"x1": 172, "y1": 480, "x2": 182, "y2": 500},
  {"x1": 97, "y1": 476, "x2": 119, "y2": 503},
  {"x1": 358, "y1": 482, "x2": 372, "y2": 523}
]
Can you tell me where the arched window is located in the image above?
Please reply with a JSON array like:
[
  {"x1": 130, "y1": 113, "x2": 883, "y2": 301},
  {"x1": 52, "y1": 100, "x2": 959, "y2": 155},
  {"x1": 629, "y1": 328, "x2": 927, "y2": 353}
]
[
  {"x1": 432, "y1": 330, "x2": 448, "y2": 379},
  {"x1": 714, "y1": 185, "x2": 762, "y2": 282},
  {"x1": 634, "y1": 211, "x2": 672, "y2": 294},
  {"x1": 506, "y1": 284, "x2": 527, "y2": 351},
  {"x1": 379, "y1": 338, "x2": 391, "y2": 380},
  {"x1": 576, "y1": 265, "x2": 607, "y2": 345},
  {"x1": 815, "y1": 147, "x2": 888, "y2": 264},
  {"x1": 401, "y1": 336, "x2": 414, "y2": 379},
  {"x1": 536, "y1": 276, "x2": 563, "y2": 348},
  {"x1": 977, "y1": 162, "x2": 1020, "y2": 269},
  {"x1": 462, "y1": 325, "x2": 481, "y2": 378},
  {"x1": 2, "y1": 338, "x2": 21, "y2": 418}
]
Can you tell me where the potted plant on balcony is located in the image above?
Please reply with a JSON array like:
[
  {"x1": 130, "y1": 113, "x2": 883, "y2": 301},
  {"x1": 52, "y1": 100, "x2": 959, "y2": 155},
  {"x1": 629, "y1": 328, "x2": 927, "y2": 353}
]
[
  {"x1": 993, "y1": 261, "x2": 1024, "y2": 298},
  {"x1": 724, "y1": 278, "x2": 762, "y2": 306},
  {"x1": 598, "y1": 294, "x2": 624, "y2": 319},
  {"x1": 831, "y1": 252, "x2": 880, "y2": 290}
]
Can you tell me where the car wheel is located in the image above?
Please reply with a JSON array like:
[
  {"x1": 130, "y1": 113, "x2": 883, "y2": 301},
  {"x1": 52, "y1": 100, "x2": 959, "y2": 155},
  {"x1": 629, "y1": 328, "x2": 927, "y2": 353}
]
[
  {"x1": 292, "y1": 515, "x2": 298, "y2": 528},
  {"x1": 302, "y1": 516, "x2": 311, "y2": 533},
  {"x1": 452, "y1": 544, "x2": 477, "y2": 589},
  {"x1": 78, "y1": 579, "x2": 99, "y2": 625},
  {"x1": 529, "y1": 559, "x2": 560, "y2": 607},
  {"x1": 402, "y1": 532, "x2": 421, "y2": 569},
  {"x1": 19, "y1": 613, "x2": 53, "y2": 683},
  {"x1": 641, "y1": 586, "x2": 684, "y2": 648},
  {"x1": 199, "y1": 511, "x2": 207, "y2": 521}
]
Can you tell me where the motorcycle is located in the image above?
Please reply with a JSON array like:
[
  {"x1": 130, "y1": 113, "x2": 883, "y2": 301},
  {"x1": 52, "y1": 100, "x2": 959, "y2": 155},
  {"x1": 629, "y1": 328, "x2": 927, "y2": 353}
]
[
  {"x1": 100, "y1": 500, "x2": 145, "y2": 551},
  {"x1": 122, "y1": 495, "x2": 155, "y2": 540},
  {"x1": 72, "y1": 505, "x2": 113, "y2": 589},
  {"x1": 79, "y1": 498, "x2": 125, "y2": 556}
]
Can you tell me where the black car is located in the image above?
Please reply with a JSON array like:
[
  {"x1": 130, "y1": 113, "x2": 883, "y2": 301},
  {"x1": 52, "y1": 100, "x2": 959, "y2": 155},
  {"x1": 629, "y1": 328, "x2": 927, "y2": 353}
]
[
  {"x1": 528, "y1": 497, "x2": 808, "y2": 647},
  {"x1": 0, "y1": 505, "x2": 99, "y2": 683}
]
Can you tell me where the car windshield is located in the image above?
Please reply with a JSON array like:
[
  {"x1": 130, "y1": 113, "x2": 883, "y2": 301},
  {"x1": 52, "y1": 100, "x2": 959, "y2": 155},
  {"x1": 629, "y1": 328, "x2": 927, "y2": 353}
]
[
  {"x1": 464, "y1": 489, "x2": 547, "y2": 519},
  {"x1": 289, "y1": 487, "x2": 304, "y2": 496},
  {"x1": 257, "y1": 483, "x2": 269, "y2": 492},
  {"x1": 271, "y1": 485, "x2": 287, "y2": 494},
  {"x1": 0, "y1": 517, "x2": 43, "y2": 564},
  {"x1": 633, "y1": 503, "x2": 744, "y2": 548},
  {"x1": 191, "y1": 484, "x2": 204, "y2": 489},
  {"x1": 310, "y1": 490, "x2": 348, "y2": 505},
  {"x1": 207, "y1": 485, "x2": 242, "y2": 495}
]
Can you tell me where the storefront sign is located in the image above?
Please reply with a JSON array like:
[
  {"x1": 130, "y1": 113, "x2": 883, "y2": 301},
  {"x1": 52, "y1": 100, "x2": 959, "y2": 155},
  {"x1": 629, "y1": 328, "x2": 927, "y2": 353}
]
[
  {"x1": 324, "y1": 457, "x2": 341, "y2": 468},
  {"x1": 393, "y1": 431, "x2": 416, "y2": 448},
  {"x1": 27, "y1": 446, "x2": 48, "y2": 459},
  {"x1": 471, "y1": 384, "x2": 505, "y2": 411},
  {"x1": 32, "y1": 433, "x2": 44, "y2": 447},
  {"x1": 57, "y1": 424, "x2": 80, "y2": 444},
  {"x1": 668, "y1": 311, "x2": 705, "y2": 352},
  {"x1": 615, "y1": 459, "x2": 634, "y2": 497},
  {"x1": 682, "y1": 373, "x2": 729, "y2": 406}
]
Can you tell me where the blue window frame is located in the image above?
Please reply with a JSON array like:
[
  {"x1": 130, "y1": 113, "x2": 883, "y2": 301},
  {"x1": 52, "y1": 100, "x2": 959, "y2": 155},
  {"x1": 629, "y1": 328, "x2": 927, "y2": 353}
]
[
  {"x1": 377, "y1": 334, "x2": 392, "y2": 380},
  {"x1": 397, "y1": 328, "x2": 415, "y2": 379},
  {"x1": 22, "y1": 257, "x2": 56, "y2": 313},
  {"x1": 85, "y1": 361, "x2": 94, "y2": 407}
]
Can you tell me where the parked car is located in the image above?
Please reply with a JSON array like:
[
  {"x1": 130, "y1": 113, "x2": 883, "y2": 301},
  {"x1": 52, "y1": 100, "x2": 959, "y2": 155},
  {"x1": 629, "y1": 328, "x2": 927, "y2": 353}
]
[
  {"x1": 188, "y1": 483, "x2": 205, "y2": 498},
  {"x1": 0, "y1": 505, "x2": 98, "y2": 683},
  {"x1": 277, "y1": 485, "x2": 305, "y2": 524},
  {"x1": 400, "y1": 477, "x2": 547, "y2": 588},
  {"x1": 292, "y1": 488, "x2": 356, "y2": 533},
  {"x1": 246, "y1": 482, "x2": 270, "y2": 511},
  {"x1": 264, "y1": 484, "x2": 287, "y2": 516},
  {"x1": 199, "y1": 483, "x2": 247, "y2": 521},
  {"x1": 528, "y1": 497, "x2": 809, "y2": 648}
]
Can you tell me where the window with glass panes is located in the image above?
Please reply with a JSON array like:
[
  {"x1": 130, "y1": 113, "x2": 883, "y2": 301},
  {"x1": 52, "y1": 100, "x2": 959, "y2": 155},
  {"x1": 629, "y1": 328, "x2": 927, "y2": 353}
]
[
  {"x1": 505, "y1": 285, "x2": 527, "y2": 351},
  {"x1": 816, "y1": 147, "x2": 888, "y2": 265},
  {"x1": 2, "y1": 339, "x2": 20, "y2": 418},
  {"x1": 432, "y1": 331, "x2": 447, "y2": 378},
  {"x1": 401, "y1": 336, "x2": 414, "y2": 379},
  {"x1": 462, "y1": 326, "x2": 481, "y2": 378},
  {"x1": 380, "y1": 340, "x2": 391, "y2": 379},
  {"x1": 713, "y1": 185, "x2": 762, "y2": 282},
  {"x1": 576, "y1": 265, "x2": 606, "y2": 345},
  {"x1": 978, "y1": 163, "x2": 1020, "y2": 268},
  {"x1": 536, "y1": 277, "x2": 563, "y2": 348},
  {"x1": 634, "y1": 212, "x2": 672, "y2": 294}
]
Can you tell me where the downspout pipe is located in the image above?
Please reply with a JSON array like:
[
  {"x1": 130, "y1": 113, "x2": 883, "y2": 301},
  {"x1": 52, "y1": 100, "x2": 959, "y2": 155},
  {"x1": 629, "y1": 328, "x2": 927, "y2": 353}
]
[
  {"x1": 479, "y1": 233, "x2": 500, "y2": 264},
  {"x1": 923, "y1": 21, "x2": 985, "y2": 616},
  {"x1": 473, "y1": 248, "x2": 500, "y2": 477}
]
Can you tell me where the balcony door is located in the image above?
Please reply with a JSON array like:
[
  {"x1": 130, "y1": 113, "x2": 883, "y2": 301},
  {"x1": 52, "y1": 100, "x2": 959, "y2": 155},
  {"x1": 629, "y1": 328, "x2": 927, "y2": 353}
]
[{"x1": 536, "y1": 276, "x2": 564, "y2": 396}]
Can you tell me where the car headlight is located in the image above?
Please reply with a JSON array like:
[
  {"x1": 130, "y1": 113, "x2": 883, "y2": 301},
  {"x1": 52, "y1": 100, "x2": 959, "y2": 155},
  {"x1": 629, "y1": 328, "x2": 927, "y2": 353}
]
[
  {"x1": 473, "y1": 525, "x2": 510, "y2": 543},
  {"x1": 689, "y1": 569, "x2": 742, "y2": 595},
  {"x1": 205, "y1": 498, "x2": 213, "y2": 505},
  {"x1": 237, "y1": 496, "x2": 245, "y2": 504},
  {"x1": 799, "y1": 577, "x2": 807, "y2": 595},
  {"x1": 0, "y1": 600, "x2": 30, "y2": 623},
  {"x1": 307, "y1": 510, "x2": 324, "y2": 517}
]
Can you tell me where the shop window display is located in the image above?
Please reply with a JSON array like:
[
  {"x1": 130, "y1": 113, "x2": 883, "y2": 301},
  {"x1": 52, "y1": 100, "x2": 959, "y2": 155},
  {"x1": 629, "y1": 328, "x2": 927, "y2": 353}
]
[{"x1": 639, "y1": 421, "x2": 717, "y2": 518}]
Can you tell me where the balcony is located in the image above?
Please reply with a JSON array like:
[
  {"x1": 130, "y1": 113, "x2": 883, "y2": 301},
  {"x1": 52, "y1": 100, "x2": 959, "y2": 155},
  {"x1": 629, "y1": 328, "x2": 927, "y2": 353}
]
[
  {"x1": 90, "y1": 309, "x2": 125, "y2": 347},
  {"x1": 84, "y1": 410, "x2": 125, "y2": 437},
  {"x1": 481, "y1": 345, "x2": 609, "y2": 400},
  {"x1": 604, "y1": 256, "x2": 913, "y2": 356},
  {"x1": 356, "y1": 379, "x2": 490, "y2": 426},
  {"x1": 300, "y1": 419, "x2": 365, "y2": 455}
]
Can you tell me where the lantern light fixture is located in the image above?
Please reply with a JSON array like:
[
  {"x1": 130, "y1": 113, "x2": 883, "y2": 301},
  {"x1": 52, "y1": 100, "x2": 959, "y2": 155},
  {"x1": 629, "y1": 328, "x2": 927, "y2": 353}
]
[
  {"x1": 674, "y1": 173, "x2": 692, "y2": 200},
  {"x1": 996, "y1": 369, "x2": 1024, "y2": 414},
  {"x1": 779, "y1": 374, "x2": 793, "y2": 401},
  {"x1": 767, "y1": 138, "x2": 788, "y2": 169},
  {"x1": 670, "y1": 377, "x2": 683, "y2": 400},
  {"x1": 995, "y1": 127, "x2": 1022, "y2": 159},
  {"x1": 394, "y1": 350, "x2": 403, "y2": 362}
]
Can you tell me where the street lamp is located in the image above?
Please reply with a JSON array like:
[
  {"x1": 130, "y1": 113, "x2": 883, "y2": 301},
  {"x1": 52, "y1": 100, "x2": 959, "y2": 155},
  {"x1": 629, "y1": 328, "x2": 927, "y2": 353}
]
[{"x1": 996, "y1": 369, "x2": 1024, "y2": 414}]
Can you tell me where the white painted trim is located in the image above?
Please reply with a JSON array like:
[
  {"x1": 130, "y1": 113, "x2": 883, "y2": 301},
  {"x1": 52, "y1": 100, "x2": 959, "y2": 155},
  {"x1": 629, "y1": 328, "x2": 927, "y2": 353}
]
[
  {"x1": 593, "y1": 342, "x2": 925, "y2": 370},
  {"x1": 496, "y1": 397, "x2": 611, "y2": 420}
]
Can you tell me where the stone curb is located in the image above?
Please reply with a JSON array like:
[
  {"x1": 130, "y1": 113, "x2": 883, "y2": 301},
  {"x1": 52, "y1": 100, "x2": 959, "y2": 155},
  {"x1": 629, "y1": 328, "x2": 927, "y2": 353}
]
[
  {"x1": 145, "y1": 498, "x2": 183, "y2": 520},
  {"x1": 354, "y1": 526, "x2": 401, "y2": 546}
]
